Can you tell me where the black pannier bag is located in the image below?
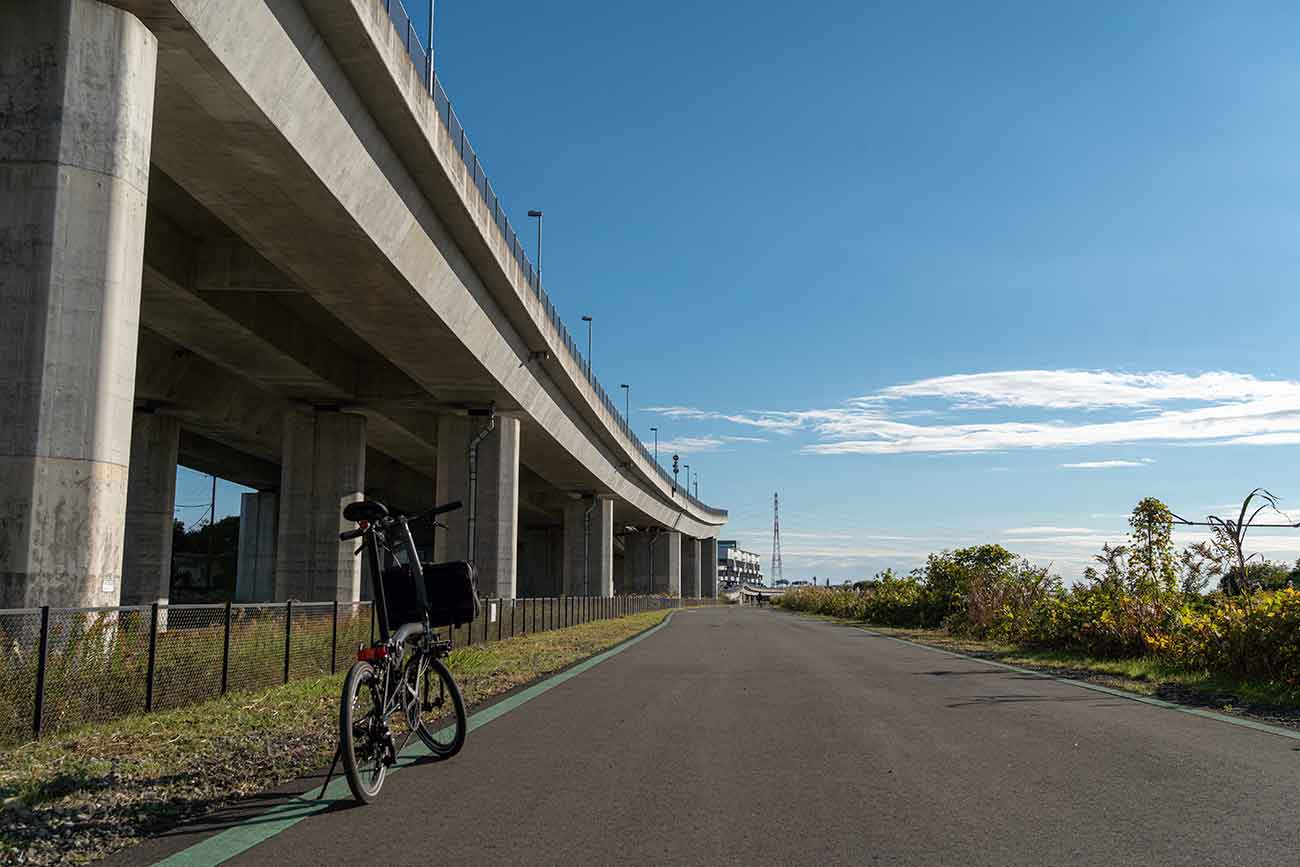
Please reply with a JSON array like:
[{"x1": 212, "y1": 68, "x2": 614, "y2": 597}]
[{"x1": 382, "y1": 560, "x2": 480, "y2": 629}]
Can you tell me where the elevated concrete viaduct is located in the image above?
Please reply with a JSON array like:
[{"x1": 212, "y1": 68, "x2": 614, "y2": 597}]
[{"x1": 1, "y1": 0, "x2": 726, "y2": 609}]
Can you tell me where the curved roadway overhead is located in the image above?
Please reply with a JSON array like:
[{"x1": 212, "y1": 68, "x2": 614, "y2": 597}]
[{"x1": 110, "y1": 0, "x2": 726, "y2": 538}]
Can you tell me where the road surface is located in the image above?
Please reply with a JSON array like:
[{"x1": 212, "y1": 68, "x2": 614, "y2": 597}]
[{"x1": 116, "y1": 606, "x2": 1300, "y2": 865}]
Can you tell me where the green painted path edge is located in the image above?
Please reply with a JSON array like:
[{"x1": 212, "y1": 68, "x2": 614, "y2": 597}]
[
  {"x1": 860, "y1": 626, "x2": 1300, "y2": 742},
  {"x1": 154, "y1": 609, "x2": 682, "y2": 867}
]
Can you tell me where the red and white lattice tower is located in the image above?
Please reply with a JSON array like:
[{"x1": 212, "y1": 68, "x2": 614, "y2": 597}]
[{"x1": 770, "y1": 492, "x2": 783, "y2": 585}]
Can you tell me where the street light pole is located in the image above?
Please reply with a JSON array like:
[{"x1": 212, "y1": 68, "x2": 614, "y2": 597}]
[
  {"x1": 650, "y1": 427, "x2": 658, "y2": 465},
  {"x1": 527, "y1": 209, "x2": 543, "y2": 280},
  {"x1": 694, "y1": 472, "x2": 699, "y2": 499},
  {"x1": 427, "y1": 0, "x2": 435, "y2": 88},
  {"x1": 581, "y1": 315, "x2": 592, "y2": 368},
  {"x1": 683, "y1": 464, "x2": 690, "y2": 496},
  {"x1": 620, "y1": 383, "x2": 630, "y2": 420}
]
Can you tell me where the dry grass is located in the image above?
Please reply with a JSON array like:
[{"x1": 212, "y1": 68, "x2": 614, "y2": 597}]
[{"x1": 0, "y1": 609, "x2": 672, "y2": 865}]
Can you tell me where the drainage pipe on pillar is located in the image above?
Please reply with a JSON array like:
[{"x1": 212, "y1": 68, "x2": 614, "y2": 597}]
[{"x1": 465, "y1": 405, "x2": 496, "y2": 564}]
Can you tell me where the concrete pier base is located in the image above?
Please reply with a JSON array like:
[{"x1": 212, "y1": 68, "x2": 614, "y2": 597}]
[
  {"x1": 701, "y1": 538, "x2": 719, "y2": 598},
  {"x1": 682, "y1": 537, "x2": 701, "y2": 599},
  {"x1": 0, "y1": 0, "x2": 157, "y2": 608},
  {"x1": 121, "y1": 413, "x2": 180, "y2": 606},
  {"x1": 236, "y1": 491, "x2": 278, "y2": 602},
  {"x1": 275, "y1": 409, "x2": 366, "y2": 601},
  {"x1": 435, "y1": 415, "x2": 520, "y2": 598}
]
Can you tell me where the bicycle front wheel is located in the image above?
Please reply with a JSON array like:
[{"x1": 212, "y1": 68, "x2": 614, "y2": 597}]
[
  {"x1": 411, "y1": 656, "x2": 467, "y2": 759},
  {"x1": 340, "y1": 661, "x2": 387, "y2": 803}
]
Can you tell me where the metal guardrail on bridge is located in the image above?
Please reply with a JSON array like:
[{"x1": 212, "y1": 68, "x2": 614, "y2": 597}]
[{"x1": 379, "y1": 0, "x2": 725, "y2": 519}]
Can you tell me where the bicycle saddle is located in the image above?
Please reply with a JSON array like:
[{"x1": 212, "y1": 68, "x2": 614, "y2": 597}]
[{"x1": 343, "y1": 499, "x2": 389, "y2": 522}]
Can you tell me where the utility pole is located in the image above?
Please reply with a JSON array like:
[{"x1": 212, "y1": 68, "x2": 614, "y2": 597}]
[{"x1": 771, "y1": 492, "x2": 783, "y2": 586}]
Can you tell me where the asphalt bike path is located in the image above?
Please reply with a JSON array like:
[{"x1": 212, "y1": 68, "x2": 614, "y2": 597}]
[{"x1": 116, "y1": 607, "x2": 1300, "y2": 865}]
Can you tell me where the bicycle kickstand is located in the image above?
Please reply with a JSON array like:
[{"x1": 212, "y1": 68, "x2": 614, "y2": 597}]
[{"x1": 316, "y1": 743, "x2": 342, "y2": 800}]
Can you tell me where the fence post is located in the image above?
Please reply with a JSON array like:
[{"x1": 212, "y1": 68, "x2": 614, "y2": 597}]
[
  {"x1": 483, "y1": 603, "x2": 489, "y2": 642},
  {"x1": 145, "y1": 602, "x2": 159, "y2": 713},
  {"x1": 331, "y1": 600, "x2": 339, "y2": 675},
  {"x1": 497, "y1": 600, "x2": 503, "y2": 642},
  {"x1": 221, "y1": 601, "x2": 232, "y2": 695},
  {"x1": 283, "y1": 600, "x2": 293, "y2": 685},
  {"x1": 32, "y1": 606, "x2": 50, "y2": 739}
]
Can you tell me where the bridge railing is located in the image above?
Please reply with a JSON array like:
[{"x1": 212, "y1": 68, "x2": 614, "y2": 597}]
[
  {"x1": 379, "y1": 1, "x2": 725, "y2": 519},
  {"x1": 0, "y1": 595, "x2": 719, "y2": 748}
]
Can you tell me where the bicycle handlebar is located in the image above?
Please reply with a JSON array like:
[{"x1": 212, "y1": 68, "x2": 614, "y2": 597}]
[{"x1": 338, "y1": 500, "x2": 462, "y2": 542}]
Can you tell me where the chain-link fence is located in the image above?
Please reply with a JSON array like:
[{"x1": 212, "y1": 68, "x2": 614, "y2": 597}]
[{"x1": 0, "y1": 594, "x2": 717, "y2": 747}]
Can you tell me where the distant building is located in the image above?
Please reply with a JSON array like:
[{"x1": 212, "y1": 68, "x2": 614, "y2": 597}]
[{"x1": 718, "y1": 540, "x2": 762, "y2": 587}]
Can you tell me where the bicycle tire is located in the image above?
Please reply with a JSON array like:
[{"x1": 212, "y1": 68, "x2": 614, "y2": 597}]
[
  {"x1": 412, "y1": 656, "x2": 467, "y2": 759},
  {"x1": 340, "y1": 661, "x2": 386, "y2": 803}
]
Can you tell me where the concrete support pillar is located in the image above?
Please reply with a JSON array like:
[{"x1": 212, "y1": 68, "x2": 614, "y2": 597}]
[
  {"x1": 435, "y1": 415, "x2": 520, "y2": 598},
  {"x1": 563, "y1": 497, "x2": 614, "y2": 597},
  {"x1": 623, "y1": 532, "x2": 653, "y2": 594},
  {"x1": 235, "y1": 492, "x2": 278, "y2": 602},
  {"x1": 517, "y1": 527, "x2": 556, "y2": 597},
  {"x1": 613, "y1": 548, "x2": 627, "y2": 595},
  {"x1": 653, "y1": 530, "x2": 682, "y2": 596},
  {"x1": 120, "y1": 413, "x2": 179, "y2": 606},
  {"x1": 682, "y1": 537, "x2": 701, "y2": 600},
  {"x1": 0, "y1": 0, "x2": 157, "y2": 608},
  {"x1": 274, "y1": 409, "x2": 366, "y2": 602},
  {"x1": 701, "y1": 538, "x2": 719, "y2": 599}
]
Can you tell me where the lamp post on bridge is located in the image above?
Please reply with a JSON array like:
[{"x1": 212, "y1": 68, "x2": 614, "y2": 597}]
[
  {"x1": 426, "y1": 0, "x2": 435, "y2": 88},
  {"x1": 620, "y1": 383, "x2": 630, "y2": 421},
  {"x1": 581, "y1": 315, "x2": 592, "y2": 369},
  {"x1": 527, "y1": 209, "x2": 543, "y2": 280},
  {"x1": 650, "y1": 426, "x2": 658, "y2": 465}
]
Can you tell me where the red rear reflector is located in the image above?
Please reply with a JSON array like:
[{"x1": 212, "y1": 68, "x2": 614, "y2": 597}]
[{"x1": 357, "y1": 645, "x2": 388, "y2": 662}]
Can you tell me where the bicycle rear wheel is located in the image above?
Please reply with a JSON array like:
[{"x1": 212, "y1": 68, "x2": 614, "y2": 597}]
[
  {"x1": 410, "y1": 656, "x2": 467, "y2": 759},
  {"x1": 340, "y1": 661, "x2": 387, "y2": 803}
]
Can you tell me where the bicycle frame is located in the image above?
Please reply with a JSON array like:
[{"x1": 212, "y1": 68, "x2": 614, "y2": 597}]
[{"x1": 361, "y1": 514, "x2": 430, "y2": 645}]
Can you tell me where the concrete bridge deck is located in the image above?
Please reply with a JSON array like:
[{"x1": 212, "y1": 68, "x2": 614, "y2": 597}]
[{"x1": 2, "y1": 0, "x2": 724, "y2": 608}]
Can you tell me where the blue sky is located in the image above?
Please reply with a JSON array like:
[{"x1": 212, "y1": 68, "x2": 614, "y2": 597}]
[{"x1": 183, "y1": 1, "x2": 1300, "y2": 581}]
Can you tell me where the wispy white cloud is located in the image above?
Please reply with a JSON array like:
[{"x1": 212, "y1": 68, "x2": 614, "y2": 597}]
[
  {"x1": 645, "y1": 406, "x2": 803, "y2": 434},
  {"x1": 655, "y1": 370, "x2": 1300, "y2": 457},
  {"x1": 655, "y1": 434, "x2": 768, "y2": 455},
  {"x1": 877, "y1": 370, "x2": 1292, "y2": 411},
  {"x1": 1004, "y1": 526, "x2": 1099, "y2": 535},
  {"x1": 1061, "y1": 459, "x2": 1152, "y2": 469}
]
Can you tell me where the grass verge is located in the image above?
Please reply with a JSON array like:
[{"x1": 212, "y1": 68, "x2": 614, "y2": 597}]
[
  {"x1": 0, "y1": 609, "x2": 673, "y2": 866},
  {"x1": 810, "y1": 616, "x2": 1300, "y2": 725}
]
